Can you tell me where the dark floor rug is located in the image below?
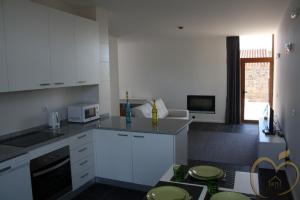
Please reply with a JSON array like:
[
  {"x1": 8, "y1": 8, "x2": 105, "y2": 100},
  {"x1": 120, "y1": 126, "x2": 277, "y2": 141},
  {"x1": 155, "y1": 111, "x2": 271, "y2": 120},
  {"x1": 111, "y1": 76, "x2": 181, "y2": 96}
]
[{"x1": 188, "y1": 130, "x2": 258, "y2": 165}]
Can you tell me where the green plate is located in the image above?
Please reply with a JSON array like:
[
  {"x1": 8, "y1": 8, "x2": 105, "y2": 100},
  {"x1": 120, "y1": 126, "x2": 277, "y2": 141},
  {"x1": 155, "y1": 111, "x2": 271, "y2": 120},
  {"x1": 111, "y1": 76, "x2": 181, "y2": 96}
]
[
  {"x1": 210, "y1": 192, "x2": 250, "y2": 200},
  {"x1": 188, "y1": 166, "x2": 223, "y2": 180},
  {"x1": 146, "y1": 186, "x2": 190, "y2": 200}
]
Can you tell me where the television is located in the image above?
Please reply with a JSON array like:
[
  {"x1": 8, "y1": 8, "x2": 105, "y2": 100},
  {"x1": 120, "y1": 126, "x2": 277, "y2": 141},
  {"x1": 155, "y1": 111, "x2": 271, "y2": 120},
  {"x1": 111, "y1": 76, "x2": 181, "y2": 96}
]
[{"x1": 263, "y1": 104, "x2": 274, "y2": 135}]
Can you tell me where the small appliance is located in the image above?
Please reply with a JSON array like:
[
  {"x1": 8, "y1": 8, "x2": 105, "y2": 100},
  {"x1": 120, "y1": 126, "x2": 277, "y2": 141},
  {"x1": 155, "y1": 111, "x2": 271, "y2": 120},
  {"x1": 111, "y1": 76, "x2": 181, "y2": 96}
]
[
  {"x1": 30, "y1": 146, "x2": 72, "y2": 200},
  {"x1": 68, "y1": 103, "x2": 100, "y2": 123},
  {"x1": 48, "y1": 112, "x2": 60, "y2": 129}
]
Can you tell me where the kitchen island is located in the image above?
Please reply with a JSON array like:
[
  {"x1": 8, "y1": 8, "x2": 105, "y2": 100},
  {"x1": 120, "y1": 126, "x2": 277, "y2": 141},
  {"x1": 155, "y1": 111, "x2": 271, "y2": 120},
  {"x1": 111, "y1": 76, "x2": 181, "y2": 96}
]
[{"x1": 94, "y1": 116, "x2": 191, "y2": 186}]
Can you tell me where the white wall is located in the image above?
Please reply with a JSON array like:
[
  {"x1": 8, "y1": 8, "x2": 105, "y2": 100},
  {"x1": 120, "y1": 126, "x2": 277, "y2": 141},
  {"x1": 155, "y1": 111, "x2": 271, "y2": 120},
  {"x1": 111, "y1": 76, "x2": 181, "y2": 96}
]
[
  {"x1": 109, "y1": 36, "x2": 120, "y2": 116},
  {"x1": 0, "y1": 86, "x2": 99, "y2": 136},
  {"x1": 118, "y1": 36, "x2": 227, "y2": 122},
  {"x1": 31, "y1": 0, "x2": 96, "y2": 20},
  {"x1": 274, "y1": 0, "x2": 300, "y2": 198}
]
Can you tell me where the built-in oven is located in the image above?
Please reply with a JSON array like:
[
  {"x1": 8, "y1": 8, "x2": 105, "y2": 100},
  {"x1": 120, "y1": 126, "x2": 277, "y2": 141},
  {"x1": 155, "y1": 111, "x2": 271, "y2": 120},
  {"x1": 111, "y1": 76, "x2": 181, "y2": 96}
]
[{"x1": 30, "y1": 146, "x2": 72, "y2": 200}]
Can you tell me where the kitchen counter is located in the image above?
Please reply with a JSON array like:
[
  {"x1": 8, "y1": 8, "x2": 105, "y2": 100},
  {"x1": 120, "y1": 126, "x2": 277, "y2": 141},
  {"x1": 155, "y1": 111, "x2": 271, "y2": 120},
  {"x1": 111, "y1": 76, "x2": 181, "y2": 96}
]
[
  {"x1": 0, "y1": 145, "x2": 27, "y2": 163},
  {"x1": 0, "y1": 116, "x2": 191, "y2": 162},
  {"x1": 98, "y1": 116, "x2": 192, "y2": 135}
]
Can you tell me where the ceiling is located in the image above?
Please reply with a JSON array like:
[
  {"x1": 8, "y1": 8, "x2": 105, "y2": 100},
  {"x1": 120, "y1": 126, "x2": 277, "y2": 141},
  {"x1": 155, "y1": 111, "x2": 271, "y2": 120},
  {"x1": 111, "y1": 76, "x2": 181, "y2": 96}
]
[{"x1": 63, "y1": 0, "x2": 290, "y2": 37}]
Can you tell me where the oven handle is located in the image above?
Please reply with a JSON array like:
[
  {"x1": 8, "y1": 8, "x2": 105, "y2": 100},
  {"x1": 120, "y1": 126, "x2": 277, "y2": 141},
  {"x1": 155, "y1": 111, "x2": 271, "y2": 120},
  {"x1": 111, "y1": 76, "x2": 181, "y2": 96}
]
[{"x1": 32, "y1": 158, "x2": 70, "y2": 178}]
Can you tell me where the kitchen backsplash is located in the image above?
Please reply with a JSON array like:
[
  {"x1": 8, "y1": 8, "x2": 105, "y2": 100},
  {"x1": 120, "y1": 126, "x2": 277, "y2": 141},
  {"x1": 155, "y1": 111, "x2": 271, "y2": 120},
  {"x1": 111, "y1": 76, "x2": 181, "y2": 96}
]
[{"x1": 0, "y1": 85, "x2": 99, "y2": 136}]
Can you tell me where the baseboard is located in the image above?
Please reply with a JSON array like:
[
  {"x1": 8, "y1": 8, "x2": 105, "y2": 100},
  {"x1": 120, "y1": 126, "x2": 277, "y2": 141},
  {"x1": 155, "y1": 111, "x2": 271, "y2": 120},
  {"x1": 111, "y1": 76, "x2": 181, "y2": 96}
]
[{"x1": 191, "y1": 119, "x2": 225, "y2": 123}]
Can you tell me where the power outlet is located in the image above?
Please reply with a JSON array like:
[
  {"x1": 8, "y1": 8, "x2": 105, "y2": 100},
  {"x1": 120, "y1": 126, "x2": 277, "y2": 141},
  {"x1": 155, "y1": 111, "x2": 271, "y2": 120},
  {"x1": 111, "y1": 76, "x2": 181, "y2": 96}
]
[
  {"x1": 291, "y1": 108, "x2": 296, "y2": 117},
  {"x1": 41, "y1": 106, "x2": 48, "y2": 113}
]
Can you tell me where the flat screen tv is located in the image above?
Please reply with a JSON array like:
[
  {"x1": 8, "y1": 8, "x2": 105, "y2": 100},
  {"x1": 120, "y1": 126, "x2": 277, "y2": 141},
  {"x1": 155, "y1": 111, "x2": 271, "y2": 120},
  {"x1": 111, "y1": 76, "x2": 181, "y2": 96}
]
[{"x1": 263, "y1": 104, "x2": 274, "y2": 135}]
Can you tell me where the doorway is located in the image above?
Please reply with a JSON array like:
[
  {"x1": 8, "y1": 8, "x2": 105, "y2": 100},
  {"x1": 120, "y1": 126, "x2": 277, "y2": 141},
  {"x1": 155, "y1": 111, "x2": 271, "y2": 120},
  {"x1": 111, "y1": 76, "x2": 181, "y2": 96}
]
[
  {"x1": 241, "y1": 58, "x2": 273, "y2": 122},
  {"x1": 240, "y1": 35, "x2": 274, "y2": 122}
]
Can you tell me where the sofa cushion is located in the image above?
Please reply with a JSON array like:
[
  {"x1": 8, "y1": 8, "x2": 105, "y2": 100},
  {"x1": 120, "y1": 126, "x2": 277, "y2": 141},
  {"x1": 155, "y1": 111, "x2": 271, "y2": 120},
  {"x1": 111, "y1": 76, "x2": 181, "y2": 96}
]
[
  {"x1": 150, "y1": 98, "x2": 169, "y2": 118},
  {"x1": 132, "y1": 103, "x2": 152, "y2": 118}
]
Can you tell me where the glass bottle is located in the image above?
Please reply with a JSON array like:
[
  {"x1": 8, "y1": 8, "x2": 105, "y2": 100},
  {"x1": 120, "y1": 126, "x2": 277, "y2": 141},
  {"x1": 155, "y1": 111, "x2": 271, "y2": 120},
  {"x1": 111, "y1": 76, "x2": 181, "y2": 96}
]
[
  {"x1": 125, "y1": 91, "x2": 131, "y2": 123},
  {"x1": 152, "y1": 99, "x2": 158, "y2": 124}
]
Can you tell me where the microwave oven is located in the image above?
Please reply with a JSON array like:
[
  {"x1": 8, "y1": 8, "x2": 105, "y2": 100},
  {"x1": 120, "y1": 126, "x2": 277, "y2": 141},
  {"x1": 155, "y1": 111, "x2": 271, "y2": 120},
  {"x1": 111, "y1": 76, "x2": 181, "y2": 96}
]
[{"x1": 68, "y1": 103, "x2": 100, "y2": 123}]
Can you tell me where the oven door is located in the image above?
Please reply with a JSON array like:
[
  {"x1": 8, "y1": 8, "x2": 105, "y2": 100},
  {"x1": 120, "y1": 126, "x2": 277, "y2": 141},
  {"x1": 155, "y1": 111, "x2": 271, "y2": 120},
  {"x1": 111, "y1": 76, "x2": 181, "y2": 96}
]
[
  {"x1": 84, "y1": 106, "x2": 99, "y2": 122},
  {"x1": 31, "y1": 157, "x2": 72, "y2": 200}
]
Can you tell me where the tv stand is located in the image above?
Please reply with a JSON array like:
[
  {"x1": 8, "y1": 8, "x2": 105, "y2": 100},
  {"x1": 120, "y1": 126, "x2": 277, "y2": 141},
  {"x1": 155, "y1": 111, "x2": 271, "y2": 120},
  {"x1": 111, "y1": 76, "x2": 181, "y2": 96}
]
[
  {"x1": 258, "y1": 118, "x2": 286, "y2": 169},
  {"x1": 262, "y1": 129, "x2": 275, "y2": 135}
]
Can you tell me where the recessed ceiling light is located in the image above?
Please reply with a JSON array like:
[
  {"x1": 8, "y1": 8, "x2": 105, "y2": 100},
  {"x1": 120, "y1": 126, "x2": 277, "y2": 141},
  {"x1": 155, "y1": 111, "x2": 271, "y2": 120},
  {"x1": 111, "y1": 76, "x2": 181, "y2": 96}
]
[
  {"x1": 178, "y1": 26, "x2": 184, "y2": 30},
  {"x1": 290, "y1": 8, "x2": 299, "y2": 19}
]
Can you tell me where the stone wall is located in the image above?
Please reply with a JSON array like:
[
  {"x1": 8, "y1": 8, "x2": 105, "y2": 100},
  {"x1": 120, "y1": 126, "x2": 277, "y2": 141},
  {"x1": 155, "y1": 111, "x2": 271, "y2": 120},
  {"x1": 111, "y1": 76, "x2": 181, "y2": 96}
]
[{"x1": 245, "y1": 62, "x2": 270, "y2": 102}]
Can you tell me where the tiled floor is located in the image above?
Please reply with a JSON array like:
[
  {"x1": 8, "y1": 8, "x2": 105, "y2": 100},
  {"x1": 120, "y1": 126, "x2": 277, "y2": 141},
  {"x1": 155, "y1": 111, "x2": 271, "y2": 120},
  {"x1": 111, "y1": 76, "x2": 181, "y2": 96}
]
[
  {"x1": 73, "y1": 183, "x2": 146, "y2": 200},
  {"x1": 188, "y1": 122, "x2": 259, "y2": 165},
  {"x1": 190, "y1": 122, "x2": 259, "y2": 134}
]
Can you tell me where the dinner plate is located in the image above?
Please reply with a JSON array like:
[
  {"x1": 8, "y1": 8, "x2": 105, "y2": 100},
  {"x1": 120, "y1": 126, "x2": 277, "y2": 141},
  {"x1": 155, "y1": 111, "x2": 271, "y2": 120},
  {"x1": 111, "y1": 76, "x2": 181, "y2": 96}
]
[
  {"x1": 146, "y1": 186, "x2": 190, "y2": 200},
  {"x1": 188, "y1": 166, "x2": 224, "y2": 180},
  {"x1": 210, "y1": 192, "x2": 250, "y2": 200}
]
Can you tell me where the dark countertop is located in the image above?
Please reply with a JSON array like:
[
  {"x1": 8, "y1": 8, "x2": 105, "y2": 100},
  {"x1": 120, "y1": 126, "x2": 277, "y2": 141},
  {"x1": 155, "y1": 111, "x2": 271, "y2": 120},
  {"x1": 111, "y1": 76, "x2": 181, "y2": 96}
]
[
  {"x1": 0, "y1": 116, "x2": 191, "y2": 163},
  {"x1": 98, "y1": 116, "x2": 192, "y2": 135},
  {"x1": 0, "y1": 145, "x2": 27, "y2": 163}
]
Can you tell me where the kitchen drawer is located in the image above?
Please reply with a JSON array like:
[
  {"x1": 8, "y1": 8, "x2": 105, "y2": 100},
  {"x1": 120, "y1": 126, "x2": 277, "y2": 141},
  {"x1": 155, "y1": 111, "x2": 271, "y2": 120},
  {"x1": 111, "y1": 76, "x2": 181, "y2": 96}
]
[
  {"x1": 72, "y1": 167, "x2": 94, "y2": 190},
  {"x1": 70, "y1": 131, "x2": 92, "y2": 150},
  {"x1": 70, "y1": 143, "x2": 93, "y2": 164},
  {"x1": 71, "y1": 155, "x2": 94, "y2": 177}
]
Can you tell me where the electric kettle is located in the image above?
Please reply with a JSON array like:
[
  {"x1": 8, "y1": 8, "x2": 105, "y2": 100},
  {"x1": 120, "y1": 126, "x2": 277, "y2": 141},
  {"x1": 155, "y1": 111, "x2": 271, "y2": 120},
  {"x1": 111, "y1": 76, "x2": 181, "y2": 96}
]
[{"x1": 48, "y1": 112, "x2": 60, "y2": 129}]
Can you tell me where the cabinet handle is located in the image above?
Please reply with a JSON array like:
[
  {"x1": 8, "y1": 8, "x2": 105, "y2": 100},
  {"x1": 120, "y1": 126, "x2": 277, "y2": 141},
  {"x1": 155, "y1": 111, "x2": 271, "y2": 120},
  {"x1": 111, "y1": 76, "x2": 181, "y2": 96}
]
[
  {"x1": 80, "y1": 172, "x2": 89, "y2": 179},
  {"x1": 77, "y1": 134, "x2": 87, "y2": 139},
  {"x1": 134, "y1": 135, "x2": 144, "y2": 138},
  {"x1": 80, "y1": 160, "x2": 88, "y2": 166},
  {"x1": 78, "y1": 147, "x2": 87, "y2": 153},
  {"x1": 40, "y1": 83, "x2": 51, "y2": 86},
  {"x1": 118, "y1": 134, "x2": 128, "y2": 137},
  {"x1": 78, "y1": 81, "x2": 86, "y2": 84},
  {"x1": 0, "y1": 166, "x2": 11, "y2": 174},
  {"x1": 54, "y1": 82, "x2": 64, "y2": 85}
]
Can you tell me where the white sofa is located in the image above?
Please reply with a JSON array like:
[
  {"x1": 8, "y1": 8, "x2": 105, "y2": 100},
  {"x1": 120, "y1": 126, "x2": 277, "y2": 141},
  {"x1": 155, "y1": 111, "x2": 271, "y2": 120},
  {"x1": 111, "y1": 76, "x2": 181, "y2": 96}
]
[{"x1": 132, "y1": 98, "x2": 189, "y2": 120}]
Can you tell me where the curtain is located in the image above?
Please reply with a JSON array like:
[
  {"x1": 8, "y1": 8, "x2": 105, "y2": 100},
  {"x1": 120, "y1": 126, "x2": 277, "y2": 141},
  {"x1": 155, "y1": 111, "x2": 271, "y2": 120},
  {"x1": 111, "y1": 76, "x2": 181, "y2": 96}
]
[{"x1": 225, "y1": 36, "x2": 241, "y2": 124}]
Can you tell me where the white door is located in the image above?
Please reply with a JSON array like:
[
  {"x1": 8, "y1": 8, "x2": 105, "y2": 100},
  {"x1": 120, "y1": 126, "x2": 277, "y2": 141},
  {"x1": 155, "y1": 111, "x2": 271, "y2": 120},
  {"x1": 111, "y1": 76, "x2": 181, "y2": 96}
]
[
  {"x1": 75, "y1": 17, "x2": 100, "y2": 85},
  {"x1": 0, "y1": 0, "x2": 8, "y2": 92},
  {"x1": 3, "y1": 0, "x2": 51, "y2": 91},
  {"x1": 93, "y1": 131, "x2": 132, "y2": 182},
  {"x1": 132, "y1": 133, "x2": 174, "y2": 186},
  {"x1": 49, "y1": 8, "x2": 76, "y2": 87}
]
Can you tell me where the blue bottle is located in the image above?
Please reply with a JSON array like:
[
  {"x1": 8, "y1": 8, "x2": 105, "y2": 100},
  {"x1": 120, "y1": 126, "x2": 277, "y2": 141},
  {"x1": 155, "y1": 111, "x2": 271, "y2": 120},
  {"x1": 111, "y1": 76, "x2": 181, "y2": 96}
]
[{"x1": 125, "y1": 91, "x2": 132, "y2": 123}]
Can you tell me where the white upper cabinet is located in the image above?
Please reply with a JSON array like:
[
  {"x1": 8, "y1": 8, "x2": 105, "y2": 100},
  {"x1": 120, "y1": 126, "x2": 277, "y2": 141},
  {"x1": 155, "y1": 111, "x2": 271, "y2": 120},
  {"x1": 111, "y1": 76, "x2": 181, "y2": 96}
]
[
  {"x1": 3, "y1": 0, "x2": 51, "y2": 91},
  {"x1": 75, "y1": 17, "x2": 100, "y2": 85},
  {"x1": 0, "y1": 0, "x2": 8, "y2": 92},
  {"x1": 49, "y1": 9, "x2": 76, "y2": 87}
]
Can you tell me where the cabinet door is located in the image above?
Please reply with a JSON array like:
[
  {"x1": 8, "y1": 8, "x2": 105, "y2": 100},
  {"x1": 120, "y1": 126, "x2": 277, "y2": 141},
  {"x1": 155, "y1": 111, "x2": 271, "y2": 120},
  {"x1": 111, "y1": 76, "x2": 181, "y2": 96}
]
[
  {"x1": 75, "y1": 17, "x2": 100, "y2": 85},
  {"x1": 132, "y1": 133, "x2": 174, "y2": 186},
  {"x1": 93, "y1": 131, "x2": 132, "y2": 182},
  {"x1": 3, "y1": 0, "x2": 51, "y2": 91},
  {"x1": 49, "y1": 9, "x2": 76, "y2": 87},
  {"x1": 0, "y1": 0, "x2": 8, "y2": 92}
]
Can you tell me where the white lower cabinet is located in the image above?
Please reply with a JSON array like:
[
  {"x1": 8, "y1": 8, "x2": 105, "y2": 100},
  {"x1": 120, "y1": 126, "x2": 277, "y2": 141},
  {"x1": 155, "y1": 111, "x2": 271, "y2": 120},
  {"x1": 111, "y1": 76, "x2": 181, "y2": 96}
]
[
  {"x1": 93, "y1": 130, "x2": 176, "y2": 186},
  {"x1": 93, "y1": 131, "x2": 133, "y2": 182},
  {"x1": 132, "y1": 133, "x2": 174, "y2": 186},
  {"x1": 0, "y1": 154, "x2": 33, "y2": 200},
  {"x1": 70, "y1": 130, "x2": 94, "y2": 190}
]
